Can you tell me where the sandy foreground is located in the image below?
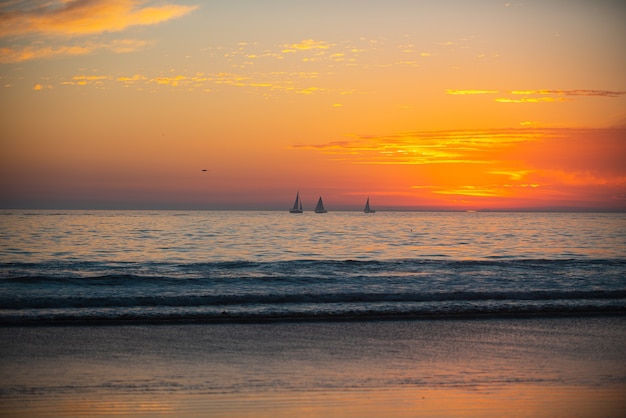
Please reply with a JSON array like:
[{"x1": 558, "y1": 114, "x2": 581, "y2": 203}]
[{"x1": 1, "y1": 317, "x2": 625, "y2": 417}]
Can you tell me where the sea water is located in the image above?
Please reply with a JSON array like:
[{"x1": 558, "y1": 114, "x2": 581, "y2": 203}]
[{"x1": 1, "y1": 210, "x2": 624, "y2": 324}]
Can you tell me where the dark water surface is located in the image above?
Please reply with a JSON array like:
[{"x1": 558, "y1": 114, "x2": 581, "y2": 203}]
[{"x1": 1, "y1": 211, "x2": 624, "y2": 324}]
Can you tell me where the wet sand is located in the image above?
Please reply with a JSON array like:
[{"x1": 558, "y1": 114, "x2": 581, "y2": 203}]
[{"x1": 1, "y1": 317, "x2": 625, "y2": 417}]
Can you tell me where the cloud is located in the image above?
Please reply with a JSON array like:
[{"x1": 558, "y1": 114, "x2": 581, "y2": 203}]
[
  {"x1": 1, "y1": 44, "x2": 91, "y2": 63},
  {"x1": 495, "y1": 97, "x2": 568, "y2": 103},
  {"x1": 362, "y1": 127, "x2": 625, "y2": 207},
  {"x1": 292, "y1": 128, "x2": 544, "y2": 166},
  {"x1": 293, "y1": 127, "x2": 626, "y2": 189},
  {"x1": 282, "y1": 39, "x2": 333, "y2": 53},
  {"x1": 0, "y1": 1, "x2": 197, "y2": 62},
  {"x1": 32, "y1": 83, "x2": 52, "y2": 90},
  {"x1": 0, "y1": 0, "x2": 198, "y2": 37},
  {"x1": 448, "y1": 88, "x2": 626, "y2": 102},
  {"x1": 52, "y1": 69, "x2": 327, "y2": 96},
  {"x1": 510, "y1": 89, "x2": 626, "y2": 97},
  {"x1": 0, "y1": 38, "x2": 147, "y2": 63},
  {"x1": 108, "y1": 38, "x2": 147, "y2": 53}
]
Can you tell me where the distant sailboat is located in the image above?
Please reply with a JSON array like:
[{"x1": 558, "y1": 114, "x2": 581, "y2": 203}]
[
  {"x1": 364, "y1": 197, "x2": 376, "y2": 213},
  {"x1": 314, "y1": 196, "x2": 327, "y2": 213},
  {"x1": 289, "y1": 191, "x2": 303, "y2": 213}
]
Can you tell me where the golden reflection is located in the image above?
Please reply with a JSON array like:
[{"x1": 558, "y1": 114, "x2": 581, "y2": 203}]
[{"x1": 4, "y1": 385, "x2": 624, "y2": 417}]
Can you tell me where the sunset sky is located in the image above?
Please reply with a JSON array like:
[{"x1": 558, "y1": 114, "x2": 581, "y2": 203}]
[{"x1": 1, "y1": 0, "x2": 625, "y2": 210}]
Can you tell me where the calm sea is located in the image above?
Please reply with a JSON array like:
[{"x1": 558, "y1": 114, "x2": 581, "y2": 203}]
[{"x1": 1, "y1": 210, "x2": 625, "y2": 324}]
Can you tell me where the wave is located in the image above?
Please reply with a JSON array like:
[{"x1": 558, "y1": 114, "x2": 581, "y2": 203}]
[
  {"x1": 2, "y1": 258, "x2": 624, "y2": 325},
  {"x1": 2, "y1": 290, "x2": 625, "y2": 311},
  {"x1": 2, "y1": 303, "x2": 625, "y2": 326},
  {"x1": 3, "y1": 258, "x2": 625, "y2": 280}
]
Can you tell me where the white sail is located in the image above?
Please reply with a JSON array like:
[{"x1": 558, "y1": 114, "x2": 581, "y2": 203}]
[
  {"x1": 364, "y1": 197, "x2": 375, "y2": 213},
  {"x1": 314, "y1": 196, "x2": 327, "y2": 213},
  {"x1": 289, "y1": 191, "x2": 303, "y2": 213}
]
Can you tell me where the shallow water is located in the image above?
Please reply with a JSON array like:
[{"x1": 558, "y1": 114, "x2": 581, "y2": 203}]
[{"x1": 1, "y1": 317, "x2": 625, "y2": 417}]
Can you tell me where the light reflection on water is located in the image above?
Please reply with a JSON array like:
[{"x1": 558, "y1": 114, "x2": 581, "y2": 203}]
[
  {"x1": 2, "y1": 385, "x2": 624, "y2": 418},
  {"x1": 1, "y1": 210, "x2": 624, "y2": 263}
]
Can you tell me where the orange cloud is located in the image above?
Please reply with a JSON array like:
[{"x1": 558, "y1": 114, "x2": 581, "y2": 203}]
[
  {"x1": 50, "y1": 69, "x2": 326, "y2": 96},
  {"x1": 282, "y1": 39, "x2": 333, "y2": 53},
  {"x1": 0, "y1": 39, "x2": 147, "y2": 63},
  {"x1": 448, "y1": 88, "x2": 626, "y2": 103},
  {"x1": 32, "y1": 83, "x2": 52, "y2": 90},
  {"x1": 0, "y1": 0, "x2": 198, "y2": 37},
  {"x1": 0, "y1": 1, "x2": 196, "y2": 62},
  {"x1": 293, "y1": 128, "x2": 544, "y2": 165},
  {"x1": 510, "y1": 89, "x2": 626, "y2": 97},
  {"x1": 495, "y1": 89, "x2": 626, "y2": 103},
  {"x1": 1, "y1": 44, "x2": 91, "y2": 63},
  {"x1": 294, "y1": 127, "x2": 626, "y2": 209},
  {"x1": 495, "y1": 97, "x2": 568, "y2": 103}
]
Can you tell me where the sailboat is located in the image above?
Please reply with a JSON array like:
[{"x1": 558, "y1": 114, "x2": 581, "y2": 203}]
[
  {"x1": 314, "y1": 196, "x2": 327, "y2": 213},
  {"x1": 289, "y1": 191, "x2": 303, "y2": 213},
  {"x1": 364, "y1": 197, "x2": 376, "y2": 213}
]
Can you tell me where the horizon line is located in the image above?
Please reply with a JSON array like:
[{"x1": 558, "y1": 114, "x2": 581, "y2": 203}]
[{"x1": 1, "y1": 206, "x2": 624, "y2": 213}]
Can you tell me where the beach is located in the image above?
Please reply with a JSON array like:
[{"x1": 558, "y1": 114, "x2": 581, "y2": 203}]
[{"x1": 2, "y1": 316, "x2": 625, "y2": 417}]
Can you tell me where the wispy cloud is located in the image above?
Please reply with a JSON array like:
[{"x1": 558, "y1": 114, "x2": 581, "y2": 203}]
[
  {"x1": 0, "y1": 39, "x2": 147, "y2": 63},
  {"x1": 0, "y1": 0, "x2": 197, "y2": 62},
  {"x1": 282, "y1": 39, "x2": 333, "y2": 53},
  {"x1": 510, "y1": 89, "x2": 626, "y2": 97},
  {"x1": 0, "y1": 0, "x2": 198, "y2": 37},
  {"x1": 447, "y1": 88, "x2": 626, "y2": 102},
  {"x1": 495, "y1": 97, "x2": 568, "y2": 103},
  {"x1": 53, "y1": 69, "x2": 327, "y2": 96}
]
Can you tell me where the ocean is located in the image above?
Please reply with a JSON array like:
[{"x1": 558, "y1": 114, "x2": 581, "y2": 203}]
[
  {"x1": 1, "y1": 210, "x2": 626, "y2": 417},
  {"x1": 1, "y1": 210, "x2": 625, "y2": 324}
]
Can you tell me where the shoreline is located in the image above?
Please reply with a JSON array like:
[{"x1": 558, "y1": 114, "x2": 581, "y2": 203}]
[{"x1": 2, "y1": 309, "x2": 624, "y2": 327}]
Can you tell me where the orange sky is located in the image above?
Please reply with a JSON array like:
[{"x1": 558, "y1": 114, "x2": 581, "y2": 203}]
[{"x1": 1, "y1": 0, "x2": 625, "y2": 210}]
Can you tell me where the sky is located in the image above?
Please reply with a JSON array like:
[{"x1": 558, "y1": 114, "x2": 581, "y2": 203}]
[{"x1": 1, "y1": 0, "x2": 625, "y2": 211}]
